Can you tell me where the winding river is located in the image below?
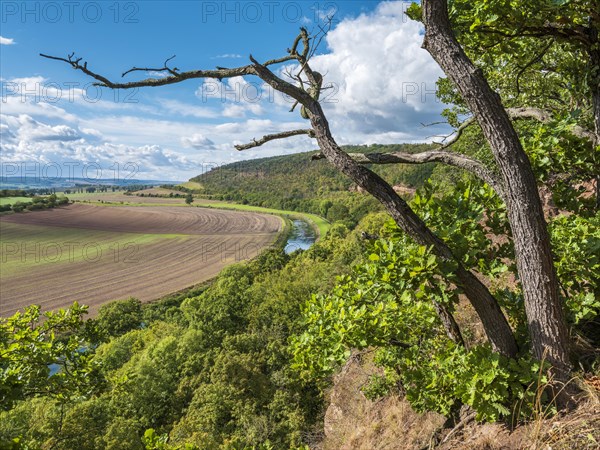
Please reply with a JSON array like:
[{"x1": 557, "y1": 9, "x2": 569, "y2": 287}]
[{"x1": 284, "y1": 219, "x2": 317, "y2": 254}]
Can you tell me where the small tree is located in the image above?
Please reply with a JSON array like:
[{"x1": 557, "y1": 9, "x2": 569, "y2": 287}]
[
  {"x1": 95, "y1": 297, "x2": 143, "y2": 338},
  {"x1": 185, "y1": 193, "x2": 194, "y2": 205}
]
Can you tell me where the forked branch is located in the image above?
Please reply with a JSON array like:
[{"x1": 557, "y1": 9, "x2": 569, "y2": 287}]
[
  {"x1": 121, "y1": 55, "x2": 180, "y2": 77},
  {"x1": 39, "y1": 28, "x2": 314, "y2": 90},
  {"x1": 312, "y1": 149, "x2": 505, "y2": 199},
  {"x1": 40, "y1": 52, "x2": 257, "y2": 88}
]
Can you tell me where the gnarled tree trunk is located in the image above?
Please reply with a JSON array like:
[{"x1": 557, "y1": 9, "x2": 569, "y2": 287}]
[
  {"x1": 252, "y1": 52, "x2": 519, "y2": 358},
  {"x1": 421, "y1": 0, "x2": 574, "y2": 402}
]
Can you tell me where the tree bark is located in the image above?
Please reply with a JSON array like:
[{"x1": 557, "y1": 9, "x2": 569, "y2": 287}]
[
  {"x1": 588, "y1": 24, "x2": 600, "y2": 208},
  {"x1": 421, "y1": 0, "x2": 573, "y2": 397},
  {"x1": 432, "y1": 300, "x2": 465, "y2": 347}
]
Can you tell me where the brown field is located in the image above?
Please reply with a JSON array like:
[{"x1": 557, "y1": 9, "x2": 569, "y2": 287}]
[{"x1": 0, "y1": 204, "x2": 281, "y2": 317}]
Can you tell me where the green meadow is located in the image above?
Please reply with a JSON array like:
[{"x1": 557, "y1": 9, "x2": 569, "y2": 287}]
[{"x1": 0, "y1": 197, "x2": 31, "y2": 206}]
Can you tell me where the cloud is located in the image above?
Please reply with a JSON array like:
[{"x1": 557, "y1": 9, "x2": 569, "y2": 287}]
[
  {"x1": 147, "y1": 71, "x2": 171, "y2": 78},
  {"x1": 307, "y1": 1, "x2": 448, "y2": 143},
  {"x1": 0, "y1": 36, "x2": 15, "y2": 45},
  {"x1": 159, "y1": 99, "x2": 214, "y2": 119},
  {"x1": 1, "y1": 114, "x2": 81, "y2": 142},
  {"x1": 222, "y1": 103, "x2": 264, "y2": 118},
  {"x1": 181, "y1": 133, "x2": 216, "y2": 150},
  {"x1": 0, "y1": 114, "x2": 198, "y2": 180},
  {"x1": 0, "y1": 96, "x2": 79, "y2": 122},
  {"x1": 194, "y1": 77, "x2": 268, "y2": 118},
  {"x1": 212, "y1": 53, "x2": 243, "y2": 59}
]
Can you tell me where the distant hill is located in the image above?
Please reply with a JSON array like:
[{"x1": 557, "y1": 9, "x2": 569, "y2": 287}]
[{"x1": 189, "y1": 143, "x2": 437, "y2": 221}]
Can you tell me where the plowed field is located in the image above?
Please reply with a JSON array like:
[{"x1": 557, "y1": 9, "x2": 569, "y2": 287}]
[{"x1": 0, "y1": 204, "x2": 281, "y2": 316}]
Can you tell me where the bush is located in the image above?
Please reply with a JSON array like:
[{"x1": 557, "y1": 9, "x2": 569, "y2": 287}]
[{"x1": 96, "y1": 298, "x2": 143, "y2": 338}]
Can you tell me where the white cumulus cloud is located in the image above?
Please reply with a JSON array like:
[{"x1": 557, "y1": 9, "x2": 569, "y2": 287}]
[
  {"x1": 309, "y1": 1, "x2": 447, "y2": 143},
  {"x1": 181, "y1": 133, "x2": 216, "y2": 150}
]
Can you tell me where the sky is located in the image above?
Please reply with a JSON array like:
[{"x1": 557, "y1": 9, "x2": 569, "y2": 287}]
[{"x1": 0, "y1": 1, "x2": 448, "y2": 182}]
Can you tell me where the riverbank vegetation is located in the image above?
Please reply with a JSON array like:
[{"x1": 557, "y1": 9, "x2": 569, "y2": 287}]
[{"x1": 0, "y1": 222, "x2": 372, "y2": 449}]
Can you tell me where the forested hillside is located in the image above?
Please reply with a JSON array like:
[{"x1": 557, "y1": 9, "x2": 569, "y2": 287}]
[{"x1": 189, "y1": 144, "x2": 435, "y2": 225}]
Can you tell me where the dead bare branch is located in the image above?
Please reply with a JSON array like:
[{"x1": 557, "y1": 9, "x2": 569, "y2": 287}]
[
  {"x1": 508, "y1": 107, "x2": 595, "y2": 141},
  {"x1": 435, "y1": 116, "x2": 477, "y2": 150},
  {"x1": 235, "y1": 129, "x2": 315, "y2": 151},
  {"x1": 121, "y1": 55, "x2": 180, "y2": 77},
  {"x1": 40, "y1": 52, "x2": 257, "y2": 88},
  {"x1": 312, "y1": 149, "x2": 505, "y2": 199}
]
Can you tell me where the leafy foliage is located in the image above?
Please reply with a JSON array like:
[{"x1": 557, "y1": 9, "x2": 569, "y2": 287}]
[
  {"x1": 550, "y1": 213, "x2": 600, "y2": 324},
  {"x1": 0, "y1": 303, "x2": 102, "y2": 411},
  {"x1": 292, "y1": 175, "x2": 596, "y2": 422},
  {"x1": 291, "y1": 229, "x2": 546, "y2": 421},
  {"x1": 95, "y1": 297, "x2": 143, "y2": 338}
]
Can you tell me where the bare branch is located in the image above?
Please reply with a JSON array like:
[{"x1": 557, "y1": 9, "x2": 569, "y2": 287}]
[
  {"x1": 121, "y1": 54, "x2": 180, "y2": 77},
  {"x1": 39, "y1": 53, "x2": 115, "y2": 87},
  {"x1": 40, "y1": 44, "x2": 299, "y2": 91},
  {"x1": 435, "y1": 116, "x2": 477, "y2": 150},
  {"x1": 507, "y1": 106, "x2": 553, "y2": 122},
  {"x1": 234, "y1": 129, "x2": 315, "y2": 151},
  {"x1": 507, "y1": 107, "x2": 595, "y2": 141},
  {"x1": 249, "y1": 54, "x2": 313, "y2": 105},
  {"x1": 41, "y1": 52, "x2": 257, "y2": 88},
  {"x1": 431, "y1": 107, "x2": 594, "y2": 151},
  {"x1": 313, "y1": 149, "x2": 505, "y2": 199},
  {"x1": 307, "y1": 17, "x2": 334, "y2": 60}
]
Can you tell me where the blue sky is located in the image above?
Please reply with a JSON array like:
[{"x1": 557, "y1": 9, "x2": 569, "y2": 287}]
[{"x1": 1, "y1": 1, "x2": 448, "y2": 181}]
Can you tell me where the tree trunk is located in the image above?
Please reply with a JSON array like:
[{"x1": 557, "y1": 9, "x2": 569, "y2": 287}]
[
  {"x1": 307, "y1": 104, "x2": 518, "y2": 358},
  {"x1": 589, "y1": 26, "x2": 600, "y2": 208},
  {"x1": 421, "y1": 0, "x2": 573, "y2": 399},
  {"x1": 433, "y1": 300, "x2": 465, "y2": 347}
]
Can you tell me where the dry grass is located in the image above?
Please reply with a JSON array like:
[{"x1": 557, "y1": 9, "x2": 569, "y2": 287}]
[
  {"x1": 317, "y1": 349, "x2": 600, "y2": 450},
  {"x1": 319, "y1": 351, "x2": 445, "y2": 450},
  {"x1": 437, "y1": 372, "x2": 600, "y2": 450}
]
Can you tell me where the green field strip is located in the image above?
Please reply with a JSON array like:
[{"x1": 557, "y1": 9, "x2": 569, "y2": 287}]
[
  {"x1": 191, "y1": 201, "x2": 330, "y2": 238},
  {"x1": 178, "y1": 181, "x2": 203, "y2": 190},
  {"x1": 0, "y1": 197, "x2": 31, "y2": 206}
]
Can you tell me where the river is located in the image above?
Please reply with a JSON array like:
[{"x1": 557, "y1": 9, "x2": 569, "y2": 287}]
[{"x1": 284, "y1": 219, "x2": 317, "y2": 254}]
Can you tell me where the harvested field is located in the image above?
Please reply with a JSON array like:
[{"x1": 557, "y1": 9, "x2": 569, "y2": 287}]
[
  {"x1": 0, "y1": 204, "x2": 281, "y2": 235},
  {"x1": 0, "y1": 204, "x2": 281, "y2": 316}
]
